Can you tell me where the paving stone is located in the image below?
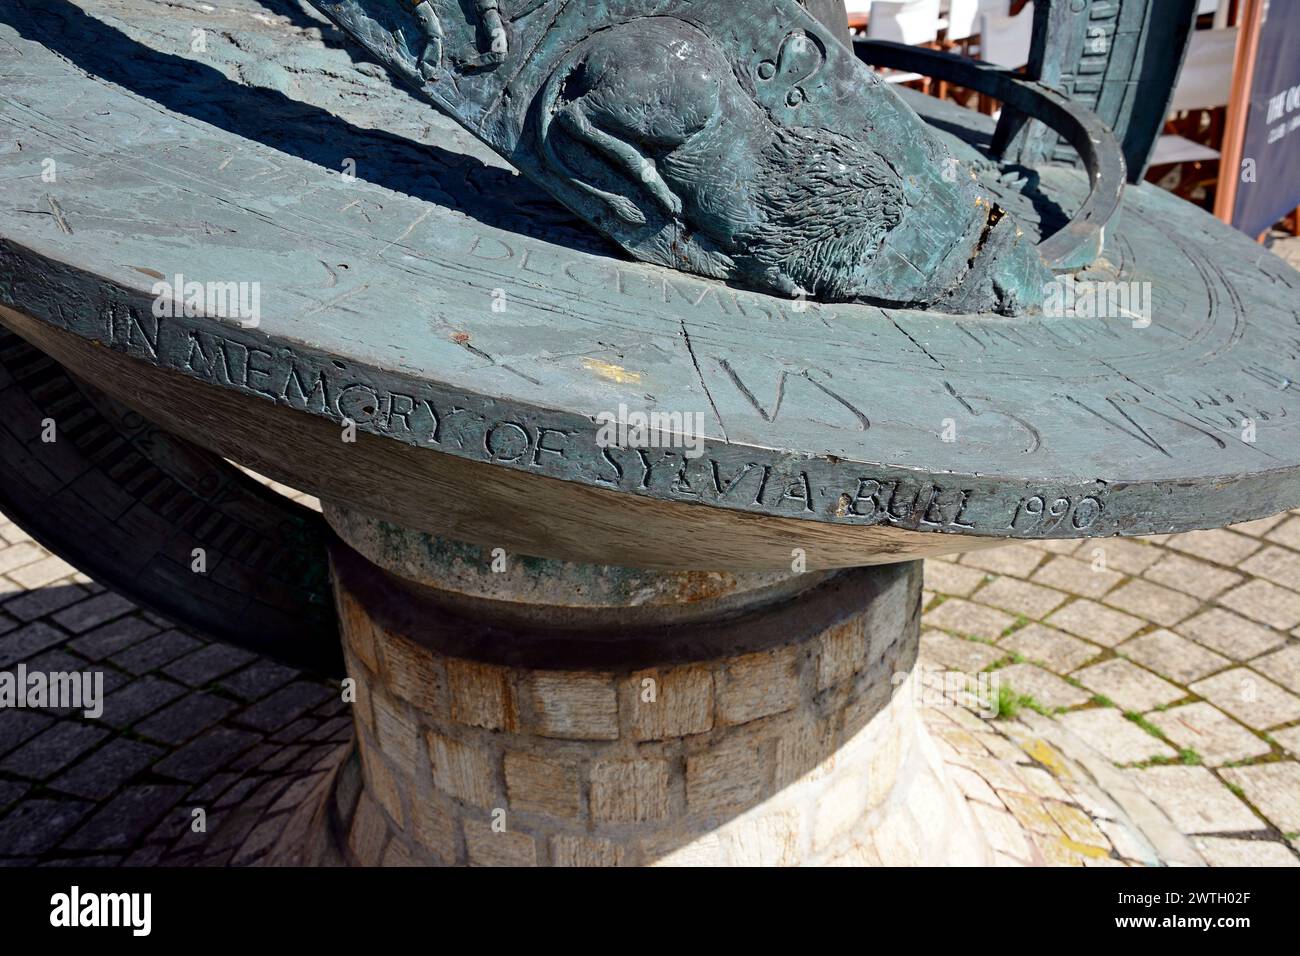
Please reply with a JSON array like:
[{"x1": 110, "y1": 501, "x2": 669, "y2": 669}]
[
  {"x1": 51, "y1": 738, "x2": 163, "y2": 800},
  {"x1": 995, "y1": 663, "x2": 1090, "y2": 710},
  {"x1": 960, "y1": 545, "x2": 1044, "y2": 578},
  {"x1": 61, "y1": 784, "x2": 188, "y2": 851},
  {"x1": 960, "y1": 753, "x2": 1031, "y2": 794},
  {"x1": 0, "y1": 522, "x2": 32, "y2": 546},
  {"x1": 0, "y1": 721, "x2": 110, "y2": 780},
  {"x1": 227, "y1": 743, "x2": 278, "y2": 773},
  {"x1": 0, "y1": 709, "x2": 55, "y2": 757},
  {"x1": 934, "y1": 724, "x2": 989, "y2": 757},
  {"x1": 1000, "y1": 624, "x2": 1101, "y2": 671},
  {"x1": 1219, "y1": 762, "x2": 1300, "y2": 834},
  {"x1": 1017, "y1": 765, "x2": 1069, "y2": 801},
  {"x1": 1239, "y1": 546, "x2": 1300, "y2": 591},
  {"x1": 303, "y1": 715, "x2": 352, "y2": 744},
  {"x1": 135, "y1": 694, "x2": 237, "y2": 746},
  {"x1": 1142, "y1": 552, "x2": 1243, "y2": 598},
  {"x1": 969, "y1": 801, "x2": 1031, "y2": 859},
  {"x1": 1044, "y1": 799, "x2": 1110, "y2": 849},
  {"x1": 948, "y1": 763, "x2": 1002, "y2": 806},
  {"x1": 0, "y1": 779, "x2": 29, "y2": 810},
  {"x1": 1177, "y1": 608, "x2": 1286, "y2": 660},
  {"x1": 922, "y1": 599, "x2": 1017, "y2": 640},
  {"x1": 0, "y1": 542, "x2": 44, "y2": 576},
  {"x1": 0, "y1": 799, "x2": 92, "y2": 856},
  {"x1": 1059, "y1": 708, "x2": 1176, "y2": 764},
  {"x1": 108, "y1": 630, "x2": 203, "y2": 674},
  {"x1": 1146, "y1": 703, "x2": 1270, "y2": 766},
  {"x1": 1264, "y1": 516, "x2": 1300, "y2": 550},
  {"x1": 1046, "y1": 600, "x2": 1144, "y2": 647},
  {"x1": 3, "y1": 585, "x2": 89, "y2": 623},
  {"x1": 1031, "y1": 539, "x2": 1085, "y2": 556},
  {"x1": 234, "y1": 682, "x2": 334, "y2": 733},
  {"x1": 1030, "y1": 556, "x2": 1123, "y2": 599},
  {"x1": 0, "y1": 622, "x2": 68, "y2": 669},
  {"x1": 152, "y1": 727, "x2": 261, "y2": 783},
  {"x1": 66, "y1": 616, "x2": 158, "y2": 660},
  {"x1": 970, "y1": 577, "x2": 1066, "y2": 619},
  {"x1": 1073, "y1": 659, "x2": 1185, "y2": 712},
  {"x1": 1103, "y1": 580, "x2": 1201, "y2": 628},
  {"x1": 1097, "y1": 817, "x2": 1155, "y2": 863},
  {"x1": 1166, "y1": 529, "x2": 1262, "y2": 566},
  {"x1": 99, "y1": 677, "x2": 188, "y2": 729},
  {"x1": 1117, "y1": 629, "x2": 1231, "y2": 684},
  {"x1": 162, "y1": 644, "x2": 258, "y2": 688},
  {"x1": 1217, "y1": 579, "x2": 1300, "y2": 631},
  {"x1": 6, "y1": 555, "x2": 77, "y2": 590},
  {"x1": 919, "y1": 630, "x2": 1001, "y2": 673},
  {"x1": 50, "y1": 592, "x2": 135, "y2": 634},
  {"x1": 922, "y1": 561, "x2": 988, "y2": 597},
  {"x1": 997, "y1": 789, "x2": 1062, "y2": 837},
  {"x1": 1194, "y1": 836, "x2": 1300, "y2": 866},
  {"x1": 219, "y1": 660, "x2": 299, "y2": 701},
  {"x1": 1084, "y1": 538, "x2": 1164, "y2": 575},
  {"x1": 270, "y1": 717, "x2": 317, "y2": 744},
  {"x1": 1251, "y1": 644, "x2": 1300, "y2": 695},
  {"x1": 1273, "y1": 725, "x2": 1300, "y2": 758},
  {"x1": 1230, "y1": 512, "x2": 1289, "y2": 536},
  {"x1": 213, "y1": 775, "x2": 262, "y2": 809},
  {"x1": 1128, "y1": 766, "x2": 1261, "y2": 834},
  {"x1": 23, "y1": 647, "x2": 90, "y2": 675},
  {"x1": 1190, "y1": 668, "x2": 1300, "y2": 729}
]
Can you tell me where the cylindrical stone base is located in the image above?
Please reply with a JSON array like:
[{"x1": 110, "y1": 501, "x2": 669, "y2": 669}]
[{"x1": 306, "y1": 521, "x2": 989, "y2": 867}]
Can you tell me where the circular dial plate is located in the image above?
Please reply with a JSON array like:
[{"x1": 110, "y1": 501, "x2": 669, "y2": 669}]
[{"x1": 1, "y1": 0, "x2": 1298, "y2": 550}]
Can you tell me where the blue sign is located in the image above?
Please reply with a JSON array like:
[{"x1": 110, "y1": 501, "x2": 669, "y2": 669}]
[{"x1": 1234, "y1": 0, "x2": 1300, "y2": 236}]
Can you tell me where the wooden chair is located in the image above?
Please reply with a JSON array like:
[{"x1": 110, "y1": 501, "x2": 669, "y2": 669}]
[
  {"x1": 1149, "y1": 27, "x2": 1237, "y2": 204},
  {"x1": 866, "y1": 0, "x2": 943, "y2": 93}
]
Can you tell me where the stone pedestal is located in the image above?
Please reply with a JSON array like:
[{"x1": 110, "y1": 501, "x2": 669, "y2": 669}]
[{"x1": 278, "y1": 507, "x2": 990, "y2": 867}]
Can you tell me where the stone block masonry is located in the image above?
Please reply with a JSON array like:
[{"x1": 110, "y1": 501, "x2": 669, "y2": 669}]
[{"x1": 322, "y1": 545, "x2": 987, "y2": 867}]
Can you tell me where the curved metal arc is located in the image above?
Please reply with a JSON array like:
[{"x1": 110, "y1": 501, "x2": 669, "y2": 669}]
[{"x1": 854, "y1": 39, "x2": 1126, "y2": 272}]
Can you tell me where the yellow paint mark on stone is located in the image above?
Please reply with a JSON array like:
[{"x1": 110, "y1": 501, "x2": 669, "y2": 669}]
[
  {"x1": 582, "y1": 358, "x2": 642, "y2": 384},
  {"x1": 1061, "y1": 836, "x2": 1111, "y2": 860},
  {"x1": 1024, "y1": 738, "x2": 1071, "y2": 780}
]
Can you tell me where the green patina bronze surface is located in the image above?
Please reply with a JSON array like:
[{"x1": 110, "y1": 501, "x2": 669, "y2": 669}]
[
  {"x1": 2, "y1": 0, "x2": 1300, "y2": 553},
  {"x1": 306, "y1": 0, "x2": 1050, "y2": 315}
]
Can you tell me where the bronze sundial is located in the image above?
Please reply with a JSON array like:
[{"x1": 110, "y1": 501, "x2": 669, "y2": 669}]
[{"x1": 0, "y1": 0, "x2": 1296, "y2": 866}]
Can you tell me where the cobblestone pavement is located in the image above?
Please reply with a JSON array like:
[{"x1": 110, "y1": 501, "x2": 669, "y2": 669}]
[
  {"x1": 922, "y1": 513, "x2": 1300, "y2": 866},
  {"x1": 0, "y1": 499, "x2": 350, "y2": 867},
  {"x1": 4, "y1": 496, "x2": 1300, "y2": 865}
]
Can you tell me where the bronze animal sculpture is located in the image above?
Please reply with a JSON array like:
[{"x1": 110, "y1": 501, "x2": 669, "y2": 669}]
[{"x1": 312, "y1": 0, "x2": 1052, "y2": 314}]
